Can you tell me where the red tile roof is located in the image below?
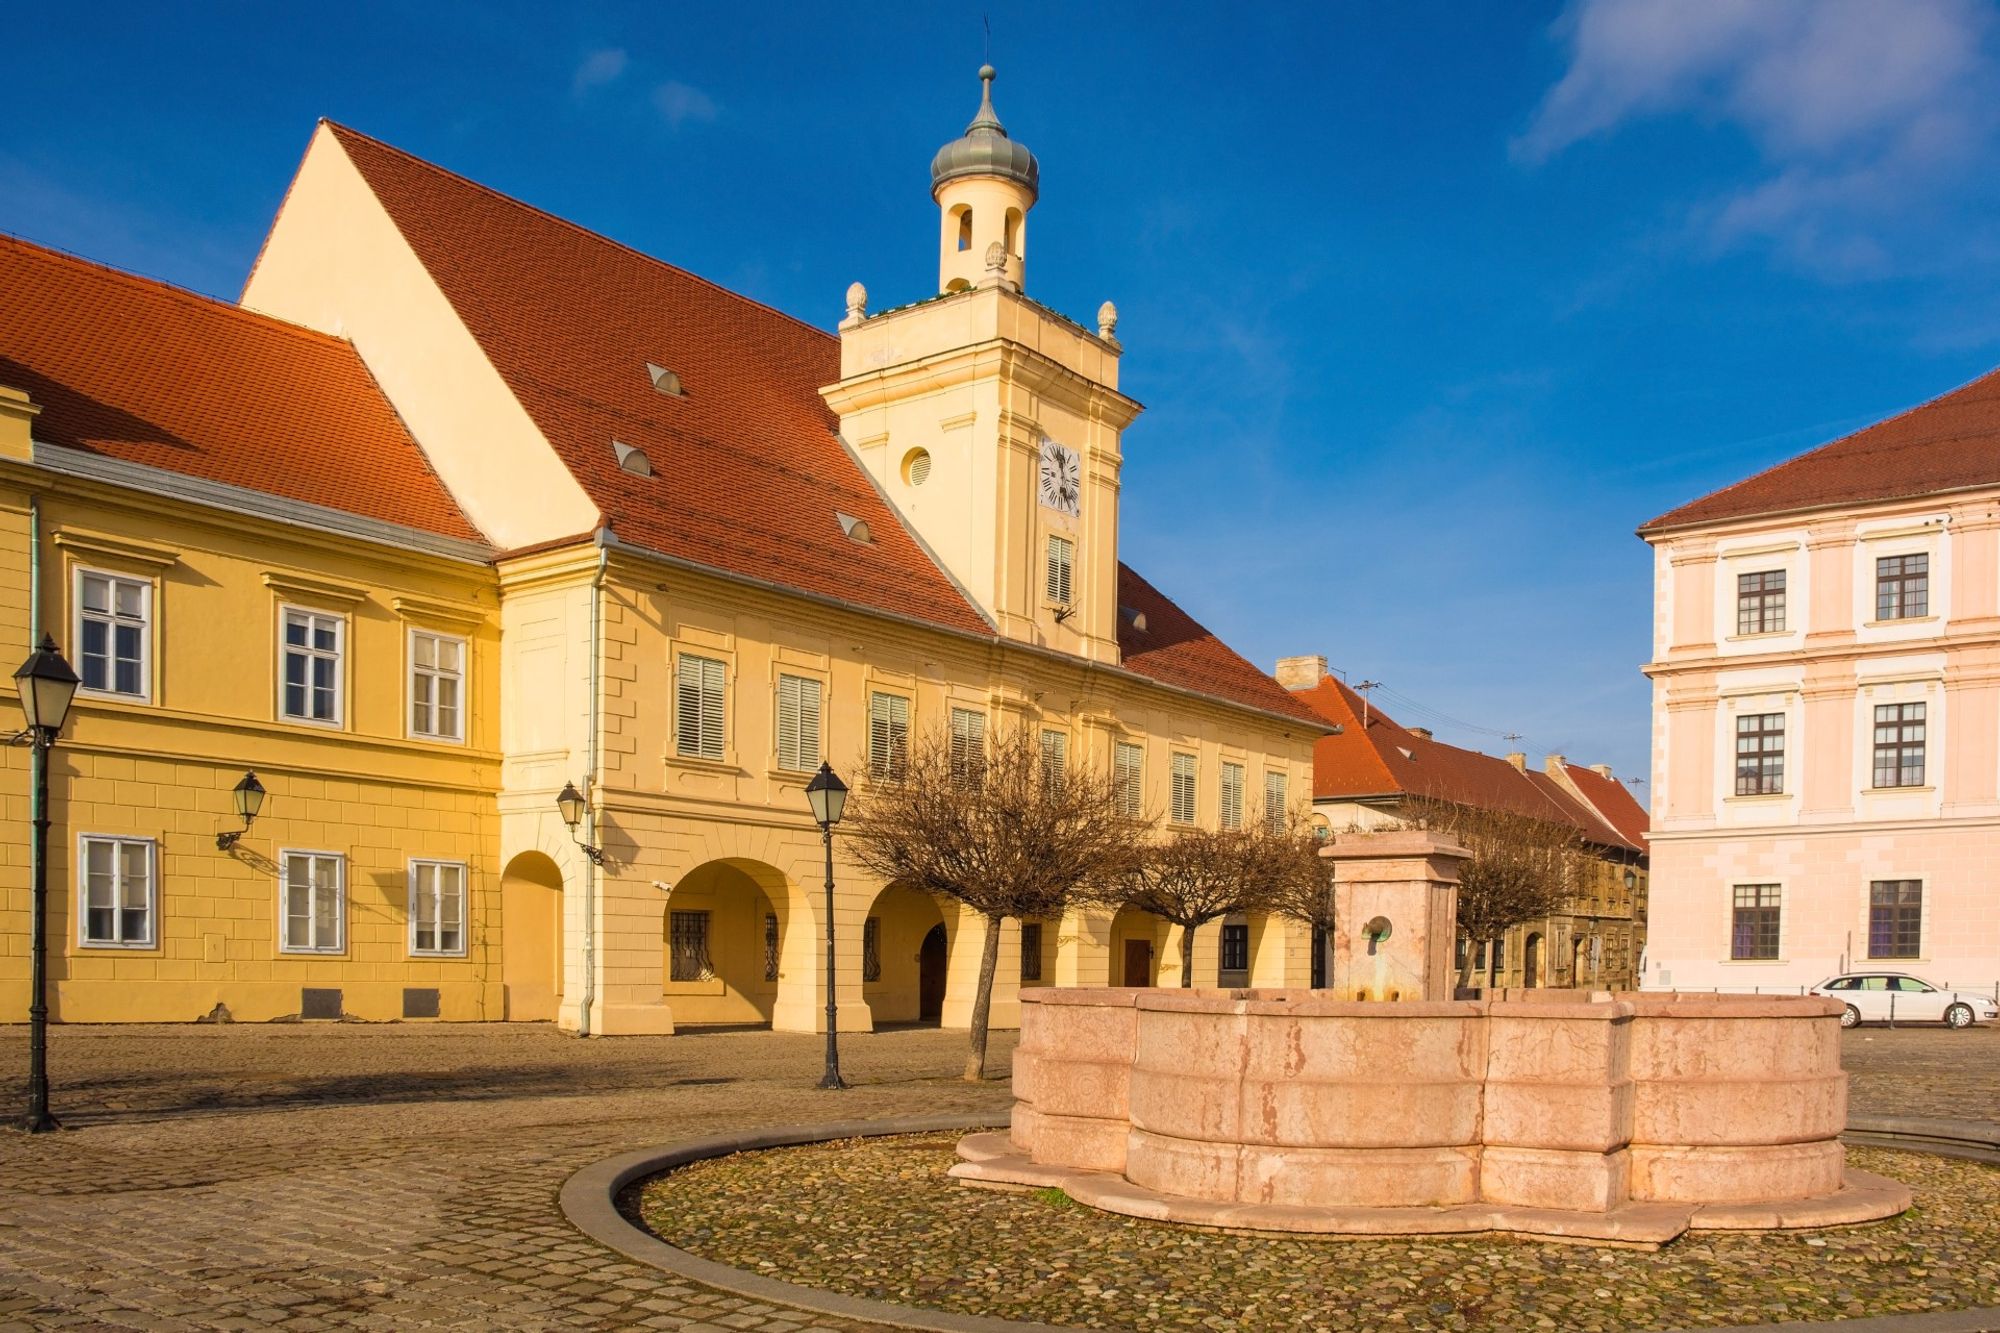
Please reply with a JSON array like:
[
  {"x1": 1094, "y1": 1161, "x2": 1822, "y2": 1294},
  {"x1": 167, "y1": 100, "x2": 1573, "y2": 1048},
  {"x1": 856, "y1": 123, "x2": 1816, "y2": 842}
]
[
  {"x1": 1292, "y1": 674, "x2": 1641, "y2": 850},
  {"x1": 320, "y1": 124, "x2": 1318, "y2": 723},
  {"x1": 1115, "y1": 566, "x2": 1326, "y2": 725},
  {"x1": 1557, "y1": 761, "x2": 1650, "y2": 848},
  {"x1": 1643, "y1": 365, "x2": 2000, "y2": 532},
  {"x1": 0, "y1": 234, "x2": 481, "y2": 543}
]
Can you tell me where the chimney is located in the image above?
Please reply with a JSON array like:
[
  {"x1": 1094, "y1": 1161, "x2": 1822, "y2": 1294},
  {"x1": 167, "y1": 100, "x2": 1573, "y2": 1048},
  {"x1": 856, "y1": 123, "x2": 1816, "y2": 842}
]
[
  {"x1": 1408, "y1": 727, "x2": 1433, "y2": 740},
  {"x1": 1505, "y1": 752, "x2": 1527, "y2": 772},
  {"x1": 0, "y1": 385, "x2": 38, "y2": 462},
  {"x1": 1543, "y1": 754, "x2": 1567, "y2": 777},
  {"x1": 1591, "y1": 764, "x2": 1614, "y2": 780},
  {"x1": 1274, "y1": 654, "x2": 1327, "y2": 691}
]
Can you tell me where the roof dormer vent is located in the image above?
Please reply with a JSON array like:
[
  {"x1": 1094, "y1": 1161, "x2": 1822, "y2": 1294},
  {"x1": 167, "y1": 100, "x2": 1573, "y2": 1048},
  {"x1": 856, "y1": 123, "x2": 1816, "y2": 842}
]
[
  {"x1": 836, "y1": 512, "x2": 873, "y2": 544},
  {"x1": 612, "y1": 440, "x2": 654, "y2": 476},
  {"x1": 646, "y1": 363, "x2": 685, "y2": 397}
]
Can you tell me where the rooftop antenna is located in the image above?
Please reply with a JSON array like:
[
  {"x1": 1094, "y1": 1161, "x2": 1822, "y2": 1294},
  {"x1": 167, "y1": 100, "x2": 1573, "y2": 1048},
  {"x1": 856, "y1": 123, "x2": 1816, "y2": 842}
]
[
  {"x1": 1624, "y1": 776, "x2": 1648, "y2": 787},
  {"x1": 1503, "y1": 733, "x2": 1523, "y2": 745},
  {"x1": 983, "y1": 14, "x2": 991, "y2": 63},
  {"x1": 1353, "y1": 680, "x2": 1380, "y2": 729}
]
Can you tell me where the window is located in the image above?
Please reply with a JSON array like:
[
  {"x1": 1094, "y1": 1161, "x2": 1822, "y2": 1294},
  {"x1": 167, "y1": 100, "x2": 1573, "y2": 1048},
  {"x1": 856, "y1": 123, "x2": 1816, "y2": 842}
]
[
  {"x1": 281, "y1": 852, "x2": 344, "y2": 954},
  {"x1": 1170, "y1": 753, "x2": 1197, "y2": 825},
  {"x1": 775, "y1": 674, "x2": 823, "y2": 772},
  {"x1": 1876, "y1": 554, "x2": 1929, "y2": 621},
  {"x1": 280, "y1": 608, "x2": 343, "y2": 725},
  {"x1": 409, "y1": 630, "x2": 465, "y2": 741},
  {"x1": 764, "y1": 913, "x2": 780, "y2": 982},
  {"x1": 1736, "y1": 570, "x2": 1786, "y2": 635},
  {"x1": 77, "y1": 571, "x2": 149, "y2": 698},
  {"x1": 1220, "y1": 762, "x2": 1244, "y2": 831},
  {"x1": 1872, "y1": 703, "x2": 1926, "y2": 788},
  {"x1": 1040, "y1": 729, "x2": 1067, "y2": 786},
  {"x1": 1734, "y1": 713, "x2": 1785, "y2": 796},
  {"x1": 1045, "y1": 534, "x2": 1074, "y2": 606},
  {"x1": 669, "y1": 911, "x2": 713, "y2": 981},
  {"x1": 675, "y1": 653, "x2": 727, "y2": 760},
  {"x1": 1115, "y1": 741, "x2": 1144, "y2": 819},
  {"x1": 409, "y1": 860, "x2": 466, "y2": 956},
  {"x1": 862, "y1": 916, "x2": 882, "y2": 982},
  {"x1": 950, "y1": 706, "x2": 986, "y2": 785},
  {"x1": 1020, "y1": 922, "x2": 1043, "y2": 981},
  {"x1": 77, "y1": 835, "x2": 154, "y2": 947},
  {"x1": 1869, "y1": 880, "x2": 1922, "y2": 958},
  {"x1": 1220, "y1": 922, "x2": 1250, "y2": 974},
  {"x1": 1263, "y1": 771, "x2": 1288, "y2": 834},
  {"x1": 868, "y1": 692, "x2": 910, "y2": 780},
  {"x1": 1731, "y1": 884, "x2": 1781, "y2": 960},
  {"x1": 1491, "y1": 936, "x2": 1506, "y2": 973},
  {"x1": 956, "y1": 206, "x2": 972, "y2": 251}
]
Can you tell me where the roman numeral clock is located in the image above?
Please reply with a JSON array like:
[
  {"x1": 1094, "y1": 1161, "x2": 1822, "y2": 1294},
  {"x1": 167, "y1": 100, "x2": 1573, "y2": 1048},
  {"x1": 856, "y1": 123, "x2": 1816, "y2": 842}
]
[{"x1": 1038, "y1": 437, "x2": 1081, "y2": 516}]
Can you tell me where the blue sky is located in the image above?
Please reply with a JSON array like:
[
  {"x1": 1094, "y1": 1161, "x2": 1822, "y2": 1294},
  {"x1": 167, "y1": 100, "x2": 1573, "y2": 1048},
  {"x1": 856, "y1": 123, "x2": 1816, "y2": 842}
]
[{"x1": 9, "y1": 1, "x2": 2000, "y2": 791}]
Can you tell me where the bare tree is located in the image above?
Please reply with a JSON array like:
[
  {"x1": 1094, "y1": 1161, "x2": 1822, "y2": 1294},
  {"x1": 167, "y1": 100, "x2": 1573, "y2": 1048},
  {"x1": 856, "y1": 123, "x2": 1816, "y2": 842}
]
[
  {"x1": 1093, "y1": 827, "x2": 1264, "y2": 987},
  {"x1": 846, "y1": 725, "x2": 1144, "y2": 1080},
  {"x1": 1404, "y1": 796, "x2": 1589, "y2": 994},
  {"x1": 1251, "y1": 812, "x2": 1338, "y2": 966}
]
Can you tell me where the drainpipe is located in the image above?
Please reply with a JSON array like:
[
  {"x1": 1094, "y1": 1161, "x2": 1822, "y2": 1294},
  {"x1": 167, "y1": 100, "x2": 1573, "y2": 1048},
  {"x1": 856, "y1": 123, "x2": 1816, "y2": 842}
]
[{"x1": 577, "y1": 534, "x2": 610, "y2": 1036}]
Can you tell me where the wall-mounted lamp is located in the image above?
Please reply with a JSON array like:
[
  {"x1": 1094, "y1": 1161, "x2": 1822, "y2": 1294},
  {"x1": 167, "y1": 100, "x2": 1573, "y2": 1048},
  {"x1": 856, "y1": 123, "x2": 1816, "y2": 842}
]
[
  {"x1": 556, "y1": 781, "x2": 605, "y2": 865},
  {"x1": 215, "y1": 772, "x2": 266, "y2": 850},
  {"x1": 1623, "y1": 868, "x2": 1638, "y2": 892}
]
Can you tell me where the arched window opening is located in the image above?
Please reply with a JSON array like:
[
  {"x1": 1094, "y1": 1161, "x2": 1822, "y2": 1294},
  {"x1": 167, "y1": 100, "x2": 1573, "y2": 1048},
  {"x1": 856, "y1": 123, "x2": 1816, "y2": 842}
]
[
  {"x1": 1004, "y1": 208, "x2": 1022, "y2": 257},
  {"x1": 956, "y1": 207, "x2": 973, "y2": 252}
]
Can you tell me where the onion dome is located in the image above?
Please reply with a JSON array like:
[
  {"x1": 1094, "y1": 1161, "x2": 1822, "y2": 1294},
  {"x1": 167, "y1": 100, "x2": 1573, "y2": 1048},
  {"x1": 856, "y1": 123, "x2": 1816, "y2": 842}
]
[{"x1": 929, "y1": 65, "x2": 1039, "y2": 202}]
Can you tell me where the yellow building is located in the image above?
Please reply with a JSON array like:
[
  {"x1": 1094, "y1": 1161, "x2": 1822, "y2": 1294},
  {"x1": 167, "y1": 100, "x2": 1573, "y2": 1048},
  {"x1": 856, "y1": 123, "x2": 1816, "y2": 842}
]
[{"x1": 2, "y1": 68, "x2": 1328, "y2": 1032}]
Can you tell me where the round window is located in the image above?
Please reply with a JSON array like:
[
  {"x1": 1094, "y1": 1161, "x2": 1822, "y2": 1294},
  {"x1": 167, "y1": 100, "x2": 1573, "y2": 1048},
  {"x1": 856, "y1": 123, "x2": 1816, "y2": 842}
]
[{"x1": 903, "y1": 448, "x2": 933, "y2": 487}]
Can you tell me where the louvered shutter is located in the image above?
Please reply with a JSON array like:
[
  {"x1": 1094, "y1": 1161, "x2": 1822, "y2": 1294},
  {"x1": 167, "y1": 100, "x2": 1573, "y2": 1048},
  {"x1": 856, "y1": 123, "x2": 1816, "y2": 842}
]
[
  {"x1": 1040, "y1": 729, "x2": 1066, "y2": 785},
  {"x1": 951, "y1": 707, "x2": 985, "y2": 784},
  {"x1": 1264, "y1": 771, "x2": 1288, "y2": 833},
  {"x1": 677, "y1": 655, "x2": 726, "y2": 760},
  {"x1": 776, "y1": 675, "x2": 820, "y2": 772},
  {"x1": 1045, "y1": 536, "x2": 1073, "y2": 604},
  {"x1": 1171, "y1": 753, "x2": 1197, "y2": 825},
  {"x1": 1221, "y1": 763, "x2": 1244, "y2": 830},
  {"x1": 869, "y1": 692, "x2": 909, "y2": 779},
  {"x1": 1115, "y1": 742, "x2": 1144, "y2": 818}
]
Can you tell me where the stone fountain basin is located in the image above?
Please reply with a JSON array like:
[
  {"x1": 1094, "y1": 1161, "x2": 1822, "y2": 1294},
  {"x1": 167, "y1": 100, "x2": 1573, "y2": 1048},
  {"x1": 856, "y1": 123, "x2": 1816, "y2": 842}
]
[{"x1": 952, "y1": 987, "x2": 1909, "y2": 1245}]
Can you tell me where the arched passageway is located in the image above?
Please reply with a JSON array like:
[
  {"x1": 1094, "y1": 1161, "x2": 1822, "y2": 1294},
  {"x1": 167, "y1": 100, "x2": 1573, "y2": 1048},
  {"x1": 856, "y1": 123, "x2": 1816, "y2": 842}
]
[
  {"x1": 664, "y1": 859, "x2": 804, "y2": 1026},
  {"x1": 501, "y1": 851, "x2": 564, "y2": 1021},
  {"x1": 860, "y1": 884, "x2": 949, "y2": 1025}
]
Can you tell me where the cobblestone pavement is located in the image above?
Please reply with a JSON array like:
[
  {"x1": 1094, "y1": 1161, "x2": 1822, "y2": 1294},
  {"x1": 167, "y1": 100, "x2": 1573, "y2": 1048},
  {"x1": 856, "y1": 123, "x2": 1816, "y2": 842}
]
[
  {"x1": 0, "y1": 1022, "x2": 1015, "y2": 1330},
  {"x1": 0, "y1": 1021, "x2": 1992, "y2": 1332}
]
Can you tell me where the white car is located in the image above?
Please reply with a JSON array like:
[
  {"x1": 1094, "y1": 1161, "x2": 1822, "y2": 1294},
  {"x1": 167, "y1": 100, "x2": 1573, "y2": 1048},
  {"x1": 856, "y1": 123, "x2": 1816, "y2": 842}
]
[{"x1": 1810, "y1": 973, "x2": 2000, "y2": 1030}]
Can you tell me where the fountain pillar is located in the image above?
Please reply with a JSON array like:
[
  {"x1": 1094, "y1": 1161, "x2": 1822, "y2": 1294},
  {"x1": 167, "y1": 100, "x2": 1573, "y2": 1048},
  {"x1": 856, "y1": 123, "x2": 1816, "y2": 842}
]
[{"x1": 1320, "y1": 830, "x2": 1468, "y2": 1002}]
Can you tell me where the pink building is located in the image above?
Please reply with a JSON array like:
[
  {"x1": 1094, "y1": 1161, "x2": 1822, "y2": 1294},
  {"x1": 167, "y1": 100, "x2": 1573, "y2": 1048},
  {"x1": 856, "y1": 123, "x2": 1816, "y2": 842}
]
[{"x1": 1641, "y1": 369, "x2": 2000, "y2": 994}]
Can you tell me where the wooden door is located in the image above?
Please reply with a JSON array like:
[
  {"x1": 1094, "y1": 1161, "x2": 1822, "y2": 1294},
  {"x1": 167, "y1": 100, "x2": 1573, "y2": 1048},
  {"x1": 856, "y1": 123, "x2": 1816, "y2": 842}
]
[
  {"x1": 918, "y1": 924, "x2": 947, "y2": 1021},
  {"x1": 1524, "y1": 933, "x2": 1542, "y2": 989},
  {"x1": 1122, "y1": 938, "x2": 1152, "y2": 988}
]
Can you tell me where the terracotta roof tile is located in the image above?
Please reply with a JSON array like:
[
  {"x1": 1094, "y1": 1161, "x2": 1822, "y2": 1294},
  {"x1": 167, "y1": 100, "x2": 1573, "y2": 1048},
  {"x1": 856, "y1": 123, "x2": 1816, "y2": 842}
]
[
  {"x1": 0, "y1": 234, "x2": 481, "y2": 543},
  {"x1": 1558, "y1": 762, "x2": 1650, "y2": 848},
  {"x1": 1114, "y1": 566, "x2": 1327, "y2": 725},
  {"x1": 1643, "y1": 365, "x2": 2000, "y2": 532}
]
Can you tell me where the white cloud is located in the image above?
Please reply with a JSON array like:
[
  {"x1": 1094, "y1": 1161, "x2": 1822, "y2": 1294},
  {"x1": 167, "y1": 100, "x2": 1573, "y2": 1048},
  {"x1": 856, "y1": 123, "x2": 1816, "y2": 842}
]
[
  {"x1": 1517, "y1": 0, "x2": 1998, "y2": 274},
  {"x1": 652, "y1": 80, "x2": 719, "y2": 129},
  {"x1": 571, "y1": 48, "x2": 628, "y2": 97}
]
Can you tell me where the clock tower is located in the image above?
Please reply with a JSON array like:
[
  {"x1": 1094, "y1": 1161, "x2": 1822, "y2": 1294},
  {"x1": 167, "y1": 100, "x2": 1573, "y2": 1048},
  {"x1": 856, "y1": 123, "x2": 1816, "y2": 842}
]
[{"x1": 822, "y1": 65, "x2": 1140, "y2": 664}]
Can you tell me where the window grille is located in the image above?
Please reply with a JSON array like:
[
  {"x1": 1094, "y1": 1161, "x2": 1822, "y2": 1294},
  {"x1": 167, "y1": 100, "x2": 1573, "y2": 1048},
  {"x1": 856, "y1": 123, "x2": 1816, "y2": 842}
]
[
  {"x1": 79, "y1": 835, "x2": 153, "y2": 947},
  {"x1": 764, "y1": 913, "x2": 780, "y2": 982},
  {"x1": 1115, "y1": 741, "x2": 1144, "y2": 818},
  {"x1": 1731, "y1": 884, "x2": 1781, "y2": 960},
  {"x1": 669, "y1": 911, "x2": 714, "y2": 981},
  {"x1": 1020, "y1": 922, "x2": 1043, "y2": 981},
  {"x1": 1734, "y1": 713, "x2": 1785, "y2": 796},
  {"x1": 675, "y1": 654, "x2": 727, "y2": 760},
  {"x1": 1220, "y1": 762, "x2": 1244, "y2": 831},
  {"x1": 862, "y1": 916, "x2": 882, "y2": 982},
  {"x1": 1170, "y1": 753, "x2": 1197, "y2": 825},
  {"x1": 78, "y1": 570, "x2": 149, "y2": 697},
  {"x1": 868, "y1": 692, "x2": 910, "y2": 780},
  {"x1": 1872, "y1": 703, "x2": 1926, "y2": 788},
  {"x1": 1875, "y1": 554, "x2": 1929, "y2": 621},
  {"x1": 1735, "y1": 570, "x2": 1786, "y2": 635},
  {"x1": 775, "y1": 674, "x2": 822, "y2": 772},
  {"x1": 1868, "y1": 880, "x2": 1922, "y2": 958},
  {"x1": 950, "y1": 707, "x2": 986, "y2": 785},
  {"x1": 1045, "y1": 535, "x2": 1074, "y2": 605}
]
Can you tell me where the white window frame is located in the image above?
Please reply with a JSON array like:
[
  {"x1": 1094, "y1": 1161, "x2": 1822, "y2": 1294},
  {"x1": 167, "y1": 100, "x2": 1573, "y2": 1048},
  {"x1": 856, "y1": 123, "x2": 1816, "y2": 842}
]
[
  {"x1": 408, "y1": 859, "x2": 469, "y2": 958},
  {"x1": 1220, "y1": 761, "x2": 1245, "y2": 831},
  {"x1": 278, "y1": 605, "x2": 346, "y2": 728},
  {"x1": 279, "y1": 850, "x2": 346, "y2": 955},
  {"x1": 1170, "y1": 752, "x2": 1198, "y2": 825},
  {"x1": 76, "y1": 834, "x2": 156, "y2": 948},
  {"x1": 74, "y1": 567, "x2": 152, "y2": 702},
  {"x1": 407, "y1": 628, "x2": 467, "y2": 743},
  {"x1": 775, "y1": 673, "x2": 824, "y2": 773},
  {"x1": 675, "y1": 652, "x2": 728, "y2": 761}
]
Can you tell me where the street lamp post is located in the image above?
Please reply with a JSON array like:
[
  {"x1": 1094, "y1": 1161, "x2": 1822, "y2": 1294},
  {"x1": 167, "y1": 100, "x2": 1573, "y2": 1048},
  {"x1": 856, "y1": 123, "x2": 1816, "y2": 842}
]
[
  {"x1": 803, "y1": 762, "x2": 849, "y2": 1090},
  {"x1": 15, "y1": 634, "x2": 80, "y2": 1134}
]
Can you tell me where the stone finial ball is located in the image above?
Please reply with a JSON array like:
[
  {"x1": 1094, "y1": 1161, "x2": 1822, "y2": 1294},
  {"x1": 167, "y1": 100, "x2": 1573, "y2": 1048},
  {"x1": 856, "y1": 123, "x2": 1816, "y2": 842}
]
[
  {"x1": 1097, "y1": 300, "x2": 1119, "y2": 337},
  {"x1": 845, "y1": 281, "x2": 867, "y2": 312},
  {"x1": 980, "y1": 64, "x2": 996, "y2": 81}
]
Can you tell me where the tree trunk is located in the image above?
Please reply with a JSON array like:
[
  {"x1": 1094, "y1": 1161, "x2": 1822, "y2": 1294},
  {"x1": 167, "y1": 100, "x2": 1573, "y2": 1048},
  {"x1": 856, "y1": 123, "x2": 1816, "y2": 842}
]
[
  {"x1": 1179, "y1": 922, "x2": 1196, "y2": 988},
  {"x1": 963, "y1": 911, "x2": 1004, "y2": 1081}
]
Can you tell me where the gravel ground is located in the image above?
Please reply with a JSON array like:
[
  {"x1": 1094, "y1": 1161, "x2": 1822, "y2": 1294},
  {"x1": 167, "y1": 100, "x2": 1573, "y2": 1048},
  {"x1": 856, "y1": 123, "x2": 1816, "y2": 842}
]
[{"x1": 637, "y1": 1134, "x2": 2000, "y2": 1333}]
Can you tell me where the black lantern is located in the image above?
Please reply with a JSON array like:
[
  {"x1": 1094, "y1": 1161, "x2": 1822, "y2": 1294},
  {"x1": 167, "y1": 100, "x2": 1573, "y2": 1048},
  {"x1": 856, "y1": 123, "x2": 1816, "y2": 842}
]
[
  {"x1": 804, "y1": 762, "x2": 849, "y2": 1090},
  {"x1": 216, "y1": 772, "x2": 267, "y2": 851},
  {"x1": 556, "y1": 781, "x2": 604, "y2": 865},
  {"x1": 804, "y1": 762, "x2": 849, "y2": 828},
  {"x1": 13, "y1": 634, "x2": 79, "y2": 739}
]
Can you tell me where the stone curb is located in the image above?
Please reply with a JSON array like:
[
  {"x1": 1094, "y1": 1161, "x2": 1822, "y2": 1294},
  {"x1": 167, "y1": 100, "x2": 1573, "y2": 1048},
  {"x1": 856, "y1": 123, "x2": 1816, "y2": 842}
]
[{"x1": 562, "y1": 1114, "x2": 2000, "y2": 1333}]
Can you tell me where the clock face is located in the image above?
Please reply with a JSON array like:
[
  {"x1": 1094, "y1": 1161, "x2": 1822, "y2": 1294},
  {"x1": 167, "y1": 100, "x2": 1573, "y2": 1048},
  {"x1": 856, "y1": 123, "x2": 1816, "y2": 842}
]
[{"x1": 1038, "y1": 437, "x2": 1081, "y2": 516}]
